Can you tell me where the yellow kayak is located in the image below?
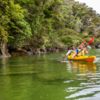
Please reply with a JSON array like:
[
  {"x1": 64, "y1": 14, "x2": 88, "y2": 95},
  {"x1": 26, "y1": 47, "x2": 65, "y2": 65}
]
[{"x1": 68, "y1": 55, "x2": 96, "y2": 62}]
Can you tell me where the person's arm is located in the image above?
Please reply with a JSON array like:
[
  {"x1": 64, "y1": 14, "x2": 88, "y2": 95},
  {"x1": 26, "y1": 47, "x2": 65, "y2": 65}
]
[
  {"x1": 66, "y1": 50, "x2": 72, "y2": 56},
  {"x1": 63, "y1": 50, "x2": 72, "y2": 60}
]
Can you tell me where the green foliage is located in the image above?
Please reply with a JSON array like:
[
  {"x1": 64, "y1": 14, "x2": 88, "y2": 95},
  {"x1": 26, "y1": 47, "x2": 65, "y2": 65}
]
[
  {"x1": 0, "y1": 0, "x2": 100, "y2": 54},
  {"x1": 0, "y1": 0, "x2": 32, "y2": 49},
  {"x1": 59, "y1": 28, "x2": 82, "y2": 46},
  {"x1": 0, "y1": 26, "x2": 8, "y2": 42}
]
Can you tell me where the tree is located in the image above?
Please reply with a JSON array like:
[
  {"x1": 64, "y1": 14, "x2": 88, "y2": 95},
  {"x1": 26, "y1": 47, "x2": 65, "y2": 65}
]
[{"x1": 0, "y1": 0, "x2": 32, "y2": 57}]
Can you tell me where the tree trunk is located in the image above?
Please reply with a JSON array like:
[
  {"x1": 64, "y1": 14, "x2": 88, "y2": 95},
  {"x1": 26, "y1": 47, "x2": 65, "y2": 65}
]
[{"x1": 0, "y1": 42, "x2": 11, "y2": 57}]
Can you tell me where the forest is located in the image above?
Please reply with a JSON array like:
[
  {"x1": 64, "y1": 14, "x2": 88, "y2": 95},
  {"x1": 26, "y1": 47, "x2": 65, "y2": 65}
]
[{"x1": 0, "y1": 0, "x2": 100, "y2": 57}]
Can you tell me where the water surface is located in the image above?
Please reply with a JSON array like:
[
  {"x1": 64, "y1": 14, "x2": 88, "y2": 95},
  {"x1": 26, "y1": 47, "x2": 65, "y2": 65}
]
[{"x1": 0, "y1": 49, "x2": 100, "y2": 100}]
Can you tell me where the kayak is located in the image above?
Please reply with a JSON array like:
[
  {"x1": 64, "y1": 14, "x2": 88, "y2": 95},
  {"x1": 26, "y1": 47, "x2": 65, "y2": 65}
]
[{"x1": 67, "y1": 55, "x2": 96, "y2": 62}]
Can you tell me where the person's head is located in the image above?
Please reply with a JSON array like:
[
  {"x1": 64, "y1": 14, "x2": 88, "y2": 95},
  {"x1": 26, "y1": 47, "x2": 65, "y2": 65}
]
[
  {"x1": 79, "y1": 44, "x2": 84, "y2": 49},
  {"x1": 67, "y1": 45, "x2": 73, "y2": 50},
  {"x1": 72, "y1": 46, "x2": 76, "y2": 50}
]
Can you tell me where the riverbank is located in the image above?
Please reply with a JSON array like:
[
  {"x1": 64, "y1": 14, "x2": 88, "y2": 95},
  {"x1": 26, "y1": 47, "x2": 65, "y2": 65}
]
[
  {"x1": 0, "y1": 43, "x2": 100, "y2": 58},
  {"x1": 12, "y1": 47, "x2": 65, "y2": 56}
]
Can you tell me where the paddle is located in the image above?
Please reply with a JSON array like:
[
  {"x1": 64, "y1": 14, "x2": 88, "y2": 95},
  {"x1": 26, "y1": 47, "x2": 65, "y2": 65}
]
[{"x1": 77, "y1": 36, "x2": 95, "y2": 56}]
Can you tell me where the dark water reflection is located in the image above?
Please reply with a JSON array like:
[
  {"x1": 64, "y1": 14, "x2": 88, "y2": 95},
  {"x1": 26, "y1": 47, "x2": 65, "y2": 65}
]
[{"x1": 0, "y1": 50, "x2": 100, "y2": 100}]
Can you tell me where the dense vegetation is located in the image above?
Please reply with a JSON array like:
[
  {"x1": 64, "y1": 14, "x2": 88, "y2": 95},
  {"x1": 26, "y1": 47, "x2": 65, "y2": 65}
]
[{"x1": 0, "y1": 0, "x2": 100, "y2": 57}]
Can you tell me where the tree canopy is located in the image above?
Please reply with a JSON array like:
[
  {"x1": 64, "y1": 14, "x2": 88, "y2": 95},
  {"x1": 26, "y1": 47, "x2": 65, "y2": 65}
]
[{"x1": 0, "y1": 0, "x2": 100, "y2": 56}]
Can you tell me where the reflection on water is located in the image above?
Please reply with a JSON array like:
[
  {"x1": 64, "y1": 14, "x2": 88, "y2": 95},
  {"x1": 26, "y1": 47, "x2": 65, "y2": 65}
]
[
  {"x1": 0, "y1": 56, "x2": 68, "y2": 100},
  {"x1": 65, "y1": 61, "x2": 100, "y2": 100},
  {"x1": 0, "y1": 50, "x2": 100, "y2": 100},
  {"x1": 67, "y1": 61, "x2": 96, "y2": 74}
]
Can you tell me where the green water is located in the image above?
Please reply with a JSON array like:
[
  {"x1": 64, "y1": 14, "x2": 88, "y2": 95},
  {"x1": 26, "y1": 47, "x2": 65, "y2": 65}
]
[{"x1": 0, "y1": 49, "x2": 100, "y2": 100}]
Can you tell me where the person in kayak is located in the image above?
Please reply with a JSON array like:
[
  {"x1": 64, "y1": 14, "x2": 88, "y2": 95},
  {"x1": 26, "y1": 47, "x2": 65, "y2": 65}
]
[
  {"x1": 72, "y1": 43, "x2": 89, "y2": 58},
  {"x1": 64, "y1": 44, "x2": 79, "y2": 58},
  {"x1": 64, "y1": 46, "x2": 74, "y2": 60},
  {"x1": 72, "y1": 47, "x2": 80, "y2": 58},
  {"x1": 77, "y1": 45, "x2": 88, "y2": 56},
  {"x1": 64, "y1": 42, "x2": 89, "y2": 59}
]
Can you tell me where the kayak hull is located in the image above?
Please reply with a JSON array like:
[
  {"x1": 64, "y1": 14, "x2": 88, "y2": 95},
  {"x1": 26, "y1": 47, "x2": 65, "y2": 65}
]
[{"x1": 67, "y1": 55, "x2": 96, "y2": 62}]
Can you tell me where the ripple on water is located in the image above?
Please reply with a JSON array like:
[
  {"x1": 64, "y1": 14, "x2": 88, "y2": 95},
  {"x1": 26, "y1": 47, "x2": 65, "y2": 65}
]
[
  {"x1": 65, "y1": 87, "x2": 100, "y2": 99},
  {"x1": 65, "y1": 71, "x2": 100, "y2": 100},
  {"x1": 77, "y1": 92, "x2": 100, "y2": 100},
  {"x1": 94, "y1": 57, "x2": 100, "y2": 63}
]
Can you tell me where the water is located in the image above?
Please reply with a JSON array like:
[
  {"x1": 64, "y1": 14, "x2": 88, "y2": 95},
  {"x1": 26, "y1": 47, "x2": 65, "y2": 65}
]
[{"x1": 0, "y1": 49, "x2": 100, "y2": 100}]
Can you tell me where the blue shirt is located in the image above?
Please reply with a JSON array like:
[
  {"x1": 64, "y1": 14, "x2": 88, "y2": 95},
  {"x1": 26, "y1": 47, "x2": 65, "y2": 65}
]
[{"x1": 76, "y1": 49, "x2": 79, "y2": 54}]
